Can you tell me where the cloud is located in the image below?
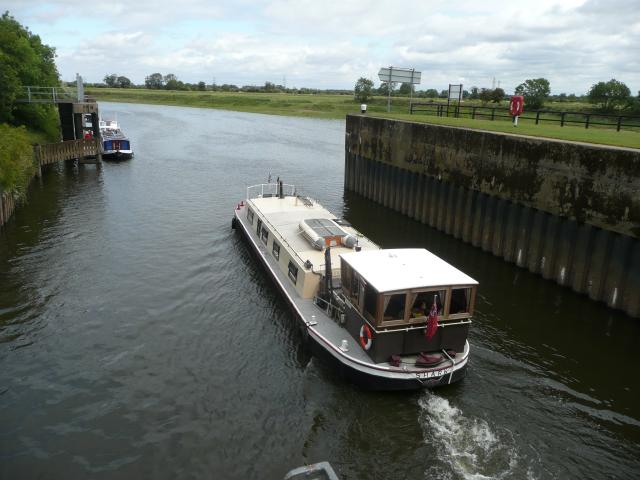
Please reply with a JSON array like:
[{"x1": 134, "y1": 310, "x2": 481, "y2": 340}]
[{"x1": 6, "y1": 0, "x2": 640, "y2": 93}]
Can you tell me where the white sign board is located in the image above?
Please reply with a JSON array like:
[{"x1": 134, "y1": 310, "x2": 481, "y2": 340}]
[
  {"x1": 448, "y1": 84, "x2": 462, "y2": 100},
  {"x1": 378, "y1": 67, "x2": 422, "y2": 85}
]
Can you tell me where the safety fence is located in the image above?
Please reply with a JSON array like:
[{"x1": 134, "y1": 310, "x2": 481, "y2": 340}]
[{"x1": 409, "y1": 102, "x2": 640, "y2": 132}]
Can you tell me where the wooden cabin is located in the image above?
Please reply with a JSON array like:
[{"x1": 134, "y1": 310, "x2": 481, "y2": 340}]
[{"x1": 339, "y1": 249, "x2": 478, "y2": 363}]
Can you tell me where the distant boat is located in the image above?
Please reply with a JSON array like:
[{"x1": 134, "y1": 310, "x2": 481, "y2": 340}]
[{"x1": 99, "y1": 119, "x2": 133, "y2": 160}]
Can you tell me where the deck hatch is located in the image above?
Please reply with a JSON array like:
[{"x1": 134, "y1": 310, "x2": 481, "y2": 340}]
[{"x1": 303, "y1": 218, "x2": 347, "y2": 237}]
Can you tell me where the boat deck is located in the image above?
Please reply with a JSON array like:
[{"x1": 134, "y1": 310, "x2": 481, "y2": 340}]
[{"x1": 248, "y1": 195, "x2": 378, "y2": 274}]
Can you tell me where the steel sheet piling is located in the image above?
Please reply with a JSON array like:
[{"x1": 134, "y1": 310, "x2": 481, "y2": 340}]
[{"x1": 343, "y1": 148, "x2": 640, "y2": 317}]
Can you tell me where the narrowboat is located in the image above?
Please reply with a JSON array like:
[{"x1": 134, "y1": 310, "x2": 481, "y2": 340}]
[
  {"x1": 99, "y1": 119, "x2": 133, "y2": 160},
  {"x1": 232, "y1": 182, "x2": 478, "y2": 390}
]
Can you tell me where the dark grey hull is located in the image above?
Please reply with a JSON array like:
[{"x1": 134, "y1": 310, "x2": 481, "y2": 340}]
[{"x1": 103, "y1": 152, "x2": 133, "y2": 161}]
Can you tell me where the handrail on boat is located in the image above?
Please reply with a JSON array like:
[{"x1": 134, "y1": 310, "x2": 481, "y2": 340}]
[
  {"x1": 245, "y1": 183, "x2": 330, "y2": 274},
  {"x1": 313, "y1": 294, "x2": 345, "y2": 322},
  {"x1": 246, "y1": 183, "x2": 295, "y2": 200}
]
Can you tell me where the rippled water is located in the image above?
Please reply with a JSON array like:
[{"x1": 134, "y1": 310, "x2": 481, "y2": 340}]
[{"x1": 1, "y1": 102, "x2": 639, "y2": 479}]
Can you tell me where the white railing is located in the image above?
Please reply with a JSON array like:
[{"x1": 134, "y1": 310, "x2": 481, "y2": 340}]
[
  {"x1": 246, "y1": 183, "x2": 296, "y2": 200},
  {"x1": 20, "y1": 86, "x2": 79, "y2": 103}
]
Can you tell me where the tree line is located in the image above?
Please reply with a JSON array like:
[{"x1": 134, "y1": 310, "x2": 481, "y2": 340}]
[
  {"x1": 1, "y1": 12, "x2": 61, "y2": 197},
  {"x1": 354, "y1": 77, "x2": 640, "y2": 114},
  {"x1": 99, "y1": 71, "x2": 640, "y2": 115},
  {"x1": 96, "y1": 74, "x2": 352, "y2": 95}
]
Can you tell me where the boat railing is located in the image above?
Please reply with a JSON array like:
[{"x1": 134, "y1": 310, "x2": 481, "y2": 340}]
[
  {"x1": 246, "y1": 183, "x2": 295, "y2": 200},
  {"x1": 252, "y1": 207, "x2": 314, "y2": 269},
  {"x1": 313, "y1": 294, "x2": 344, "y2": 316}
]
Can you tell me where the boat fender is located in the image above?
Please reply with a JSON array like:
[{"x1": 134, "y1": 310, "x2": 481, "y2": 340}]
[
  {"x1": 299, "y1": 220, "x2": 325, "y2": 250},
  {"x1": 359, "y1": 324, "x2": 373, "y2": 351},
  {"x1": 231, "y1": 217, "x2": 238, "y2": 229},
  {"x1": 343, "y1": 234, "x2": 357, "y2": 249}
]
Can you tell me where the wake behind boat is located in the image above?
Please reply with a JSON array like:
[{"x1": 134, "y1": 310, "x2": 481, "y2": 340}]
[
  {"x1": 99, "y1": 119, "x2": 133, "y2": 160},
  {"x1": 232, "y1": 181, "x2": 478, "y2": 390}
]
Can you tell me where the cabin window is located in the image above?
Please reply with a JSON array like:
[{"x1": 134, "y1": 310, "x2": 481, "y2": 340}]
[
  {"x1": 341, "y1": 263, "x2": 352, "y2": 296},
  {"x1": 272, "y1": 242, "x2": 280, "y2": 260},
  {"x1": 261, "y1": 227, "x2": 269, "y2": 244},
  {"x1": 450, "y1": 288, "x2": 471, "y2": 315},
  {"x1": 383, "y1": 293, "x2": 406, "y2": 321},
  {"x1": 363, "y1": 283, "x2": 378, "y2": 321},
  {"x1": 288, "y1": 261, "x2": 298, "y2": 284},
  {"x1": 409, "y1": 290, "x2": 445, "y2": 318},
  {"x1": 350, "y1": 273, "x2": 360, "y2": 303},
  {"x1": 409, "y1": 293, "x2": 429, "y2": 319},
  {"x1": 247, "y1": 209, "x2": 254, "y2": 225},
  {"x1": 256, "y1": 218, "x2": 262, "y2": 235}
]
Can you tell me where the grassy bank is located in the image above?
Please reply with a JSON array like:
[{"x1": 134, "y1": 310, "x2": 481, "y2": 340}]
[
  {"x1": 0, "y1": 124, "x2": 37, "y2": 197},
  {"x1": 376, "y1": 112, "x2": 640, "y2": 149},
  {"x1": 88, "y1": 88, "x2": 640, "y2": 149}
]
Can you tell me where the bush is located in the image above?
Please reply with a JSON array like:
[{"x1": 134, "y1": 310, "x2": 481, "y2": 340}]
[{"x1": 0, "y1": 123, "x2": 36, "y2": 196}]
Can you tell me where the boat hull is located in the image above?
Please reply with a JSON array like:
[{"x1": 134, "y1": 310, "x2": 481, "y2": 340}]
[
  {"x1": 102, "y1": 151, "x2": 133, "y2": 161},
  {"x1": 310, "y1": 340, "x2": 467, "y2": 390},
  {"x1": 233, "y1": 209, "x2": 469, "y2": 391}
]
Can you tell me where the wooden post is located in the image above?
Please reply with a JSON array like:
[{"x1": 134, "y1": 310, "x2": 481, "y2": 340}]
[
  {"x1": 535, "y1": 111, "x2": 541, "y2": 125},
  {"x1": 585, "y1": 114, "x2": 590, "y2": 129},
  {"x1": 560, "y1": 112, "x2": 566, "y2": 127},
  {"x1": 33, "y1": 145, "x2": 42, "y2": 178},
  {"x1": 617, "y1": 116, "x2": 622, "y2": 131}
]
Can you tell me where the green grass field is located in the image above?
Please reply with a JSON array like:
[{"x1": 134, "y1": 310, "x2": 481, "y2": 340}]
[{"x1": 87, "y1": 88, "x2": 640, "y2": 149}]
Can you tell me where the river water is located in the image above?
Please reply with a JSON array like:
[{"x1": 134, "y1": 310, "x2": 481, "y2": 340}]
[{"x1": 1, "y1": 102, "x2": 639, "y2": 480}]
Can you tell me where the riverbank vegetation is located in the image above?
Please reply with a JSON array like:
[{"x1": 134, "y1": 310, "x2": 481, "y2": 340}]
[
  {"x1": 88, "y1": 88, "x2": 640, "y2": 149},
  {"x1": 0, "y1": 12, "x2": 60, "y2": 197},
  {"x1": 0, "y1": 125, "x2": 36, "y2": 197}
]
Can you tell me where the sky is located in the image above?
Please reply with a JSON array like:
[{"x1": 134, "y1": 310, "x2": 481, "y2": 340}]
[{"x1": 6, "y1": 0, "x2": 640, "y2": 94}]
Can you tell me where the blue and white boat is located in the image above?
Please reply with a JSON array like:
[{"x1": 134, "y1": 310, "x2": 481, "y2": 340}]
[{"x1": 99, "y1": 119, "x2": 133, "y2": 160}]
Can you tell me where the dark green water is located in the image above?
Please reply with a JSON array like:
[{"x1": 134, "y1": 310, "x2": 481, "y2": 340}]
[{"x1": 1, "y1": 102, "x2": 639, "y2": 480}]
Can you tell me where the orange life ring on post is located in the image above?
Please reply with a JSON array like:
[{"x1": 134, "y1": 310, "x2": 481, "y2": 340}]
[{"x1": 359, "y1": 324, "x2": 373, "y2": 351}]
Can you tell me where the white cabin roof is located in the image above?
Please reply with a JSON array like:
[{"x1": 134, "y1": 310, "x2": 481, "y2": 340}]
[
  {"x1": 248, "y1": 195, "x2": 378, "y2": 271},
  {"x1": 340, "y1": 248, "x2": 478, "y2": 293}
]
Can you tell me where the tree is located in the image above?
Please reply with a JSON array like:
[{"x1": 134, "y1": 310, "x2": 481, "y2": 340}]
[
  {"x1": 469, "y1": 87, "x2": 479, "y2": 99},
  {"x1": 145, "y1": 72, "x2": 163, "y2": 89},
  {"x1": 491, "y1": 87, "x2": 505, "y2": 103},
  {"x1": 398, "y1": 82, "x2": 412, "y2": 95},
  {"x1": 587, "y1": 79, "x2": 631, "y2": 111},
  {"x1": 197, "y1": 81, "x2": 206, "y2": 91},
  {"x1": 116, "y1": 75, "x2": 131, "y2": 88},
  {"x1": 0, "y1": 12, "x2": 60, "y2": 137},
  {"x1": 422, "y1": 89, "x2": 438, "y2": 99},
  {"x1": 103, "y1": 73, "x2": 117, "y2": 87},
  {"x1": 379, "y1": 82, "x2": 397, "y2": 96},
  {"x1": 515, "y1": 78, "x2": 550, "y2": 110},
  {"x1": 354, "y1": 77, "x2": 374, "y2": 103},
  {"x1": 479, "y1": 88, "x2": 492, "y2": 104}
]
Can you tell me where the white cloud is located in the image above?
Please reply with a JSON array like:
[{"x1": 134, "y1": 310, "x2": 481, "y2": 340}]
[{"x1": 6, "y1": 0, "x2": 640, "y2": 93}]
